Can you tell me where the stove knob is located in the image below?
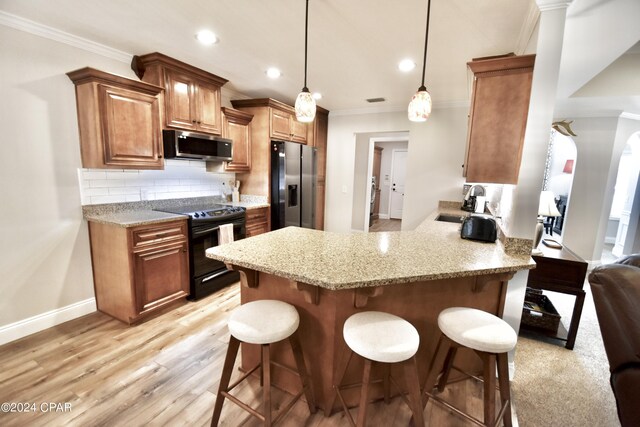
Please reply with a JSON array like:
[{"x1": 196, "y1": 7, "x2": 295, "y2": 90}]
[
  {"x1": 201, "y1": 212, "x2": 206, "y2": 216},
  {"x1": 193, "y1": 213, "x2": 200, "y2": 218}
]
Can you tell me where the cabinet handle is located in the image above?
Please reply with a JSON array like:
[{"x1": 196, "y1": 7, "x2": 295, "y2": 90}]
[
  {"x1": 158, "y1": 154, "x2": 163, "y2": 158},
  {"x1": 182, "y1": 248, "x2": 187, "y2": 252},
  {"x1": 192, "y1": 120, "x2": 197, "y2": 123},
  {"x1": 197, "y1": 121, "x2": 201, "y2": 124}
]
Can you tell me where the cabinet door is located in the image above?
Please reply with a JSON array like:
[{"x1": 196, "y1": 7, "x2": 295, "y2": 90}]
[
  {"x1": 290, "y1": 119, "x2": 308, "y2": 144},
  {"x1": 223, "y1": 114, "x2": 252, "y2": 172},
  {"x1": 98, "y1": 84, "x2": 163, "y2": 169},
  {"x1": 270, "y1": 109, "x2": 293, "y2": 140},
  {"x1": 165, "y1": 70, "x2": 197, "y2": 130},
  {"x1": 196, "y1": 80, "x2": 222, "y2": 135},
  {"x1": 133, "y1": 241, "x2": 189, "y2": 313},
  {"x1": 246, "y1": 207, "x2": 269, "y2": 236}
]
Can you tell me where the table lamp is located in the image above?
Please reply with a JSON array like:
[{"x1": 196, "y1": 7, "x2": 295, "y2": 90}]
[{"x1": 533, "y1": 190, "x2": 562, "y2": 254}]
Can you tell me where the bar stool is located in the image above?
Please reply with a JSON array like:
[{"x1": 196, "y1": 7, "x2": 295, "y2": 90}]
[
  {"x1": 423, "y1": 307, "x2": 517, "y2": 427},
  {"x1": 211, "y1": 300, "x2": 316, "y2": 426},
  {"x1": 334, "y1": 311, "x2": 424, "y2": 427}
]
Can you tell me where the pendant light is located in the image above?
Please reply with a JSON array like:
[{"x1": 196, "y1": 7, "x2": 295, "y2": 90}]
[
  {"x1": 295, "y1": 0, "x2": 316, "y2": 123},
  {"x1": 408, "y1": 0, "x2": 433, "y2": 122}
]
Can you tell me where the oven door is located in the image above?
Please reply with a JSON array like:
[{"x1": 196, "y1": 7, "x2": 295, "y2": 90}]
[{"x1": 190, "y1": 219, "x2": 246, "y2": 298}]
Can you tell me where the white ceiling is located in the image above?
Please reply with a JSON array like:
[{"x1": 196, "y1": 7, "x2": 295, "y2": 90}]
[
  {"x1": 0, "y1": 0, "x2": 539, "y2": 112},
  {"x1": 1, "y1": 0, "x2": 638, "y2": 116}
]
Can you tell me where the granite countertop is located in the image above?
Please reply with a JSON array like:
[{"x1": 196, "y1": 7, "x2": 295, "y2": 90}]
[
  {"x1": 82, "y1": 196, "x2": 269, "y2": 228},
  {"x1": 206, "y1": 204, "x2": 535, "y2": 290}
]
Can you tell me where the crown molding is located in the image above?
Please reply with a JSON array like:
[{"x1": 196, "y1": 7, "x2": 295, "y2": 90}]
[
  {"x1": 536, "y1": 0, "x2": 573, "y2": 12},
  {"x1": 620, "y1": 112, "x2": 640, "y2": 121},
  {"x1": 515, "y1": 2, "x2": 541, "y2": 54},
  {"x1": 330, "y1": 100, "x2": 469, "y2": 117},
  {"x1": 0, "y1": 10, "x2": 132, "y2": 63}
]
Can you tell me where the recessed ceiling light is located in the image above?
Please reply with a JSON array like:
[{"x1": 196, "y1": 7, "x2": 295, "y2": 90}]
[
  {"x1": 398, "y1": 59, "x2": 416, "y2": 72},
  {"x1": 266, "y1": 67, "x2": 282, "y2": 79},
  {"x1": 195, "y1": 30, "x2": 218, "y2": 45},
  {"x1": 312, "y1": 92, "x2": 322, "y2": 100}
]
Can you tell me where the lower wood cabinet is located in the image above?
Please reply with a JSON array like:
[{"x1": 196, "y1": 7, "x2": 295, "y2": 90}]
[
  {"x1": 245, "y1": 207, "x2": 269, "y2": 237},
  {"x1": 88, "y1": 220, "x2": 189, "y2": 324}
]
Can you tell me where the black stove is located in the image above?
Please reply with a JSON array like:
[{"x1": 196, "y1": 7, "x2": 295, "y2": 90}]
[
  {"x1": 157, "y1": 204, "x2": 245, "y2": 222},
  {"x1": 154, "y1": 203, "x2": 246, "y2": 300}
]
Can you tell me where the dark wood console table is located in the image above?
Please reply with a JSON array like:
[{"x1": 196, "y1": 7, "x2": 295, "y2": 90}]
[{"x1": 521, "y1": 242, "x2": 588, "y2": 350}]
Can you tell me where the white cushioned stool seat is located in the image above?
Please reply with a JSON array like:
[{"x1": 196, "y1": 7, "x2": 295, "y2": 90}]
[
  {"x1": 438, "y1": 307, "x2": 517, "y2": 353},
  {"x1": 343, "y1": 311, "x2": 420, "y2": 363},
  {"x1": 228, "y1": 300, "x2": 299, "y2": 345}
]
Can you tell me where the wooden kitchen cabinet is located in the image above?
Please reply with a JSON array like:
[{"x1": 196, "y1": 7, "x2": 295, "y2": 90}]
[
  {"x1": 270, "y1": 108, "x2": 308, "y2": 144},
  {"x1": 222, "y1": 107, "x2": 253, "y2": 172},
  {"x1": 245, "y1": 207, "x2": 270, "y2": 237},
  {"x1": 309, "y1": 108, "x2": 329, "y2": 230},
  {"x1": 67, "y1": 67, "x2": 164, "y2": 169},
  {"x1": 132, "y1": 52, "x2": 227, "y2": 136},
  {"x1": 88, "y1": 219, "x2": 189, "y2": 324},
  {"x1": 463, "y1": 54, "x2": 535, "y2": 184}
]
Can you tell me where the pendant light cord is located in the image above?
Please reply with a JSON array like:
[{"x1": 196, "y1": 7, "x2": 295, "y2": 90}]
[
  {"x1": 420, "y1": 0, "x2": 432, "y2": 90},
  {"x1": 303, "y1": 0, "x2": 309, "y2": 90}
]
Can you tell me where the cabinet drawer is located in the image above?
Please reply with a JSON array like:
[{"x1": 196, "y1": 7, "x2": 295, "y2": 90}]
[
  {"x1": 246, "y1": 222, "x2": 269, "y2": 237},
  {"x1": 131, "y1": 221, "x2": 187, "y2": 248},
  {"x1": 246, "y1": 207, "x2": 268, "y2": 224}
]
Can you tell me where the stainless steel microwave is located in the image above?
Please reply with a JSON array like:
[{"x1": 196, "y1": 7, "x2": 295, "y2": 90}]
[{"x1": 162, "y1": 130, "x2": 233, "y2": 161}]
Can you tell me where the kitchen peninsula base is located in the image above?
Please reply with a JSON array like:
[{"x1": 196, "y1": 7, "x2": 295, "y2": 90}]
[{"x1": 232, "y1": 268, "x2": 513, "y2": 414}]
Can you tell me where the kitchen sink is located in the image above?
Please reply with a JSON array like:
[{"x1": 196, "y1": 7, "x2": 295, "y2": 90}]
[{"x1": 435, "y1": 214, "x2": 465, "y2": 224}]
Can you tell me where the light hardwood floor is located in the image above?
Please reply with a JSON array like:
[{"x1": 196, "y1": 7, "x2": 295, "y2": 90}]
[
  {"x1": 0, "y1": 283, "x2": 500, "y2": 426},
  {"x1": 369, "y1": 218, "x2": 402, "y2": 232}
]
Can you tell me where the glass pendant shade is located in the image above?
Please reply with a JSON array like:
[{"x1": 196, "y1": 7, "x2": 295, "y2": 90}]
[
  {"x1": 295, "y1": 89, "x2": 316, "y2": 123},
  {"x1": 408, "y1": 88, "x2": 432, "y2": 122}
]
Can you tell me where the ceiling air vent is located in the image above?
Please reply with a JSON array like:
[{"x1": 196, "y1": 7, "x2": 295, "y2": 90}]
[{"x1": 366, "y1": 97, "x2": 386, "y2": 103}]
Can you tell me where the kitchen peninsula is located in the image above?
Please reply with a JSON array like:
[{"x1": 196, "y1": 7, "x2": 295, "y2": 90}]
[{"x1": 206, "y1": 204, "x2": 535, "y2": 413}]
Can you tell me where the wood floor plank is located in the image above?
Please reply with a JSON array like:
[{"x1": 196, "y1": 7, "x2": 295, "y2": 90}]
[{"x1": 0, "y1": 282, "x2": 499, "y2": 427}]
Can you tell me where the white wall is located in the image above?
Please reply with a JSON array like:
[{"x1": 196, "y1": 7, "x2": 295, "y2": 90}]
[
  {"x1": 325, "y1": 107, "x2": 469, "y2": 233},
  {"x1": 0, "y1": 25, "x2": 136, "y2": 329},
  {"x1": 350, "y1": 133, "x2": 373, "y2": 231},
  {"x1": 562, "y1": 116, "x2": 640, "y2": 261}
]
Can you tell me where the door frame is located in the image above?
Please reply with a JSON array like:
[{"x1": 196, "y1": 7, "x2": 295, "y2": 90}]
[{"x1": 364, "y1": 135, "x2": 409, "y2": 231}]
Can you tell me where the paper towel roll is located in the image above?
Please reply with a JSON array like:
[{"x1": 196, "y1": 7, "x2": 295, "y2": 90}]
[{"x1": 475, "y1": 196, "x2": 486, "y2": 213}]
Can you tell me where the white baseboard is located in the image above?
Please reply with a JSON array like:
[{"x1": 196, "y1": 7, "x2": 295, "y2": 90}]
[
  {"x1": 378, "y1": 213, "x2": 390, "y2": 219},
  {"x1": 604, "y1": 237, "x2": 616, "y2": 244},
  {"x1": 0, "y1": 298, "x2": 96, "y2": 346}
]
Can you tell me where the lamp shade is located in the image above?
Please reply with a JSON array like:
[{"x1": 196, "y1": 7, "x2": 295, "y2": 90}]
[
  {"x1": 408, "y1": 88, "x2": 432, "y2": 122},
  {"x1": 295, "y1": 89, "x2": 316, "y2": 123},
  {"x1": 563, "y1": 159, "x2": 574, "y2": 174},
  {"x1": 538, "y1": 190, "x2": 561, "y2": 217}
]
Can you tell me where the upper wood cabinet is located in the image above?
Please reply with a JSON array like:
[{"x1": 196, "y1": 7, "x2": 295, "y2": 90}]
[
  {"x1": 132, "y1": 52, "x2": 228, "y2": 136},
  {"x1": 270, "y1": 108, "x2": 308, "y2": 144},
  {"x1": 222, "y1": 107, "x2": 253, "y2": 172},
  {"x1": 463, "y1": 54, "x2": 535, "y2": 184},
  {"x1": 67, "y1": 67, "x2": 165, "y2": 169}
]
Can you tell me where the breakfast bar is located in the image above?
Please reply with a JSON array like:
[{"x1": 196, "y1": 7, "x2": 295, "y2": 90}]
[{"x1": 206, "y1": 207, "x2": 535, "y2": 414}]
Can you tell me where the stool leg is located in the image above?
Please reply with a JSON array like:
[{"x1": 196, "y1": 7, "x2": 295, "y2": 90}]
[
  {"x1": 436, "y1": 346, "x2": 458, "y2": 393},
  {"x1": 383, "y1": 363, "x2": 391, "y2": 404},
  {"x1": 497, "y1": 352, "x2": 512, "y2": 427},
  {"x1": 356, "y1": 359, "x2": 373, "y2": 427},
  {"x1": 481, "y1": 352, "x2": 496, "y2": 427},
  {"x1": 403, "y1": 356, "x2": 425, "y2": 427},
  {"x1": 288, "y1": 331, "x2": 317, "y2": 414},
  {"x1": 262, "y1": 344, "x2": 272, "y2": 427},
  {"x1": 423, "y1": 335, "x2": 451, "y2": 407},
  {"x1": 211, "y1": 335, "x2": 241, "y2": 427}
]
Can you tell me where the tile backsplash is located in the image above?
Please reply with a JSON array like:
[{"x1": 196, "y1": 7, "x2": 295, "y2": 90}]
[{"x1": 78, "y1": 159, "x2": 235, "y2": 205}]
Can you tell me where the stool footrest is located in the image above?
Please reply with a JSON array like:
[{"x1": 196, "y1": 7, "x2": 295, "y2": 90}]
[{"x1": 227, "y1": 363, "x2": 260, "y2": 392}]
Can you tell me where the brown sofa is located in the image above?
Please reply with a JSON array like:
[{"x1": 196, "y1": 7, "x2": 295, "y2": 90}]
[{"x1": 588, "y1": 254, "x2": 640, "y2": 427}]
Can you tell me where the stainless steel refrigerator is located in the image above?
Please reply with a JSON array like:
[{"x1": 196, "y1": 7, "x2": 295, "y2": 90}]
[{"x1": 271, "y1": 141, "x2": 316, "y2": 230}]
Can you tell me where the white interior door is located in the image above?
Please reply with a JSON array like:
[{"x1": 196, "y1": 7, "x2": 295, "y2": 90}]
[
  {"x1": 612, "y1": 210, "x2": 630, "y2": 257},
  {"x1": 389, "y1": 150, "x2": 407, "y2": 219}
]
